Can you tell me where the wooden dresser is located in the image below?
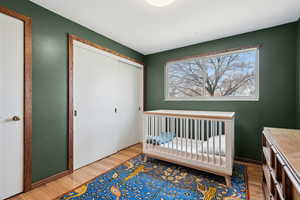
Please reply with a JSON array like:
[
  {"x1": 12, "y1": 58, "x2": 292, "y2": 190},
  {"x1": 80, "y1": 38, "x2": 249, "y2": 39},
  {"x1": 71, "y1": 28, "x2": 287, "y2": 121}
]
[{"x1": 262, "y1": 127, "x2": 300, "y2": 200}]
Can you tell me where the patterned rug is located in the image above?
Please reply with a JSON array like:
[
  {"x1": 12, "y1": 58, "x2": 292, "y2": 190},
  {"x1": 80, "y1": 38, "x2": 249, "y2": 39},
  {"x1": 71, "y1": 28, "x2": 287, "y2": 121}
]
[{"x1": 59, "y1": 155, "x2": 248, "y2": 200}]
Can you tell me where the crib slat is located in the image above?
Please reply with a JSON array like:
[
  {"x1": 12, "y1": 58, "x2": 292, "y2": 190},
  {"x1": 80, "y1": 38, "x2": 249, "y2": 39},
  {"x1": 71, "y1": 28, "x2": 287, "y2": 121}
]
[
  {"x1": 171, "y1": 118, "x2": 174, "y2": 153},
  {"x1": 150, "y1": 116, "x2": 152, "y2": 151},
  {"x1": 207, "y1": 120, "x2": 209, "y2": 163},
  {"x1": 163, "y1": 117, "x2": 165, "y2": 152},
  {"x1": 176, "y1": 118, "x2": 179, "y2": 155},
  {"x1": 167, "y1": 117, "x2": 170, "y2": 153},
  {"x1": 195, "y1": 120, "x2": 198, "y2": 160},
  {"x1": 169, "y1": 118, "x2": 171, "y2": 152},
  {"x1": 157, "y1": 115, "x2": 159, "y2": 151},
  {"x1": 168, "y1": 117, "x2": 170, "y2": 152},
  {"x1": 155, "y1": 115, "x2": 158, "y2": 151},
  {"x1": 183, "y1": 118, "x2": 185, "y2": 157},
  {"x1": 190, "y1": 120, "x2": 193, "y2": 159},
  {"x1": 219, "y1": 121, "x2": 222, "y2": 166},
  {"x1": 162, "y1": 116, "x2": 168, "y2": 151},
  {"x1": 213, "y1": 120, "x2": 216, "y2": 164},
  {"x1": 180, "y1": 118, "x2": 183, "y2": 156},
  {"x1": 201, "y1": 120, "x2": 204, "y2": 161},
  {"x1": 151, "y1": 115, "x2": 154, "y2": 151},
  {"x1": 198, "y1": 120, "x2": 200, "y2": 160},
  {"x1": 149, "y1": 115, "x2": 151, "y2": 150},
  {"x1": 157, "y1": 116, "x2": 164, "y2": 151},
  {"x1": 185, "y1": 119, "x2": 189, "y2": 158},
  {"x1": 144, "y1": 115, "x2": 147, "y2": 151},
  {"x1": 165, "y1": 116, "x2": 168, "y2": 153},
  {"x1": 147, "y1": 115, "x2": 149, "y2": 151},
  {"x1": 160, "y1": 116, "x2": 163, "y2": 152},
  {"x1": 168, "y1": 117, "x2": 171, "y2": 153}
]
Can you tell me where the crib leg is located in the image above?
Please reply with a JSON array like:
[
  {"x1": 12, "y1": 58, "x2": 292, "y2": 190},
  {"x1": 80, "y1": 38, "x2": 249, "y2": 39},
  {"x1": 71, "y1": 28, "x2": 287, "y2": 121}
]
[
  {"x1": 225, "y1": 176, "x2": 232, "y2": 187},
  {"x1": 143, "y1": 155, "x2": 148, "y2": 162}
]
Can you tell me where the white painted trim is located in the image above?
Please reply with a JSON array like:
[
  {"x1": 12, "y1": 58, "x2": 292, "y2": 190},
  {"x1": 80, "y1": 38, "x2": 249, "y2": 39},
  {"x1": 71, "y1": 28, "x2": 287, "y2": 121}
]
[
  {"x1": 165, "y1": 97, "x2": 259, "y2": 101},
  {"x1": 164, "y1": 47, "x2": 260, "y2": 101},
  {"x1": 73, "y1": 40, "x2": 144, "y2": 69}
]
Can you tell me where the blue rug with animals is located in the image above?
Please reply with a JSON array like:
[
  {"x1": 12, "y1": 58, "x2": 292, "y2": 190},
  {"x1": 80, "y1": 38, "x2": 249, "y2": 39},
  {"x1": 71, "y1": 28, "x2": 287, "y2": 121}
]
[{"x1": 60, "y1": 155, "x2": 248, "y2": 200}]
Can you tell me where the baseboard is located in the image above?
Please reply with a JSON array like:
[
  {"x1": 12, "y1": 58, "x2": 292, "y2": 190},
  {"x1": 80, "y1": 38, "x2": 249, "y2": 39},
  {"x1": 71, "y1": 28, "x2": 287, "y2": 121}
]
[
  {"x1": 118, "y1": 142, "x2": 141, "y2": 152},
  {"x1": 31, "y1": 169, "x2": 72, "y2": 189},
  {"x1": 235, "y1": 156, "x2": 262, "y2": 165}
]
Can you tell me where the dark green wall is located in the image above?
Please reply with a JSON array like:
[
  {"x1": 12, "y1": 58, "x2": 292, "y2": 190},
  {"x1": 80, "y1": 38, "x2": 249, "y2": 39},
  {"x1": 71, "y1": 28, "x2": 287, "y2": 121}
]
[
  {"x1": 297, "y1": 19, "x2": 300, "y2": 128},
  {"x1": 145, "y1": 23, "x2": 298, "y2": 161},
  {"x1": 0, "y1": 0, "x2": 144, "y2": 182}
]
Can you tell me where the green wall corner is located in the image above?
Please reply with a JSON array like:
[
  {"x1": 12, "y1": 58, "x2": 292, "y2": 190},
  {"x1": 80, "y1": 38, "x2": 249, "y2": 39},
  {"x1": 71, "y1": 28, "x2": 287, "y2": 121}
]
[{"x1": 297, "y1": 18, "x2": 300, "y2": 128}]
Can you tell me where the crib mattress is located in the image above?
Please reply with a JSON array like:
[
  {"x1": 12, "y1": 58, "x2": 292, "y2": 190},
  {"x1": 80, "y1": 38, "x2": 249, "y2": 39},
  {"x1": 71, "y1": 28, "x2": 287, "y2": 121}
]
[{"x1": 152, "y1": 136, "x2": 226, "y2": 156}]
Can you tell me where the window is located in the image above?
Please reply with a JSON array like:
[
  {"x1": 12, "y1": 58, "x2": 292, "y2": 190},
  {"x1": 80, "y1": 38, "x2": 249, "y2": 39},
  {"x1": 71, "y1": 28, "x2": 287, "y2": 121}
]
[{"x1": 165, "y1": 47, "x2": 259, "y2": 101}]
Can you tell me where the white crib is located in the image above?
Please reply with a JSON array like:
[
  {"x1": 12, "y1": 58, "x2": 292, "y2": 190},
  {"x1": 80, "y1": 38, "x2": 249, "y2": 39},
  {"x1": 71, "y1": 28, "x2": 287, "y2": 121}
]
[{"x1": 143, "y1": 110, "x2": 235, "y2": 186}]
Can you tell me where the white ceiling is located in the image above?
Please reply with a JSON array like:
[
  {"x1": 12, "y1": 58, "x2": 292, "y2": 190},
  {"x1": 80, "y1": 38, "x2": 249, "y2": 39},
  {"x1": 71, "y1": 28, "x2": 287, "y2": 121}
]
[{"x1": 30, "y1": 0, "x2": 300, "y2": 55}]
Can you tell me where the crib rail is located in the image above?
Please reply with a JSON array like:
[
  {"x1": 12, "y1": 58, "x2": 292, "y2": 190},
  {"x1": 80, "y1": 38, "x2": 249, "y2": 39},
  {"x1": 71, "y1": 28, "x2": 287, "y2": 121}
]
[{"x1": 143, "y1": 110, "x2": 235, "y2": 175}]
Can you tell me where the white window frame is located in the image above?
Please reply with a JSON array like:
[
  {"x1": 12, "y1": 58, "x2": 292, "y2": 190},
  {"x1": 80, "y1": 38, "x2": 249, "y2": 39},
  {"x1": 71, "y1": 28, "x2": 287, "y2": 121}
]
[{"x1": 165, "y1": 47, "x2": 260, "y2": 101}]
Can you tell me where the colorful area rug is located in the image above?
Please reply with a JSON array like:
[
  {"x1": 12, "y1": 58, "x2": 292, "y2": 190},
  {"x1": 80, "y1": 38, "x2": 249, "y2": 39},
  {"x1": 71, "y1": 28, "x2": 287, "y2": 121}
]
[{"x1": 60, "y1": 155, "x2": 248, "y2": 200}]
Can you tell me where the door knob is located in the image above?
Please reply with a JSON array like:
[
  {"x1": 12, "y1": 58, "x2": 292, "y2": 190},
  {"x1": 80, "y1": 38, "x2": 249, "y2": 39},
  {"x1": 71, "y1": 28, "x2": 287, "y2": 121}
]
[{"x1": 12, "y1": 116, "x2": 21, "y2": 121}]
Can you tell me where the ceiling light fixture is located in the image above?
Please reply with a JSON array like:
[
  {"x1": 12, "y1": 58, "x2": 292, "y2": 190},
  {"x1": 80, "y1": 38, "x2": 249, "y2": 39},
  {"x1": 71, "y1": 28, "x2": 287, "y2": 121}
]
[{"x1": 146, "y1": 0, "x2": 175, "y2": 7}]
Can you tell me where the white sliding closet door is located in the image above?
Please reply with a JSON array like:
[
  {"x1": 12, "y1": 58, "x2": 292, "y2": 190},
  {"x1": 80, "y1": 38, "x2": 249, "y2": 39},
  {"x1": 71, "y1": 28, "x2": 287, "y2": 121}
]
[
  {"x1": 73, "y1": 41, "x2": 142, "y2": 170},
  {"x1": 74, "y1": 41, "x2": 118, "y2": 170},
  {"x1": 0, "y1": 13, "x2": 24, "y2": 199},
  {"x1": 114, "y1": 61, "x2": 142, "y2": 150}
]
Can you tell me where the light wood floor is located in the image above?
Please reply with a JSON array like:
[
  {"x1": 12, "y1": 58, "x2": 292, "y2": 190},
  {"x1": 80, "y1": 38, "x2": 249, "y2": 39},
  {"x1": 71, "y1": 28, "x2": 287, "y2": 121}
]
[{"x1": 9, "y1": 144, "x2": 264, "y2": 200}]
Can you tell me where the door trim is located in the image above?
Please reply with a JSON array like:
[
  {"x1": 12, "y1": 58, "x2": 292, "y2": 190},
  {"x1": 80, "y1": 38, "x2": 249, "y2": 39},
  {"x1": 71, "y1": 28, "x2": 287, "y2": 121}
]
[
  {"x1": 0, "y1": 6, "x2": 32, "y2": 192},
  {"x1": 68, "y1": 34, "x2": 144, "y2": 171}
]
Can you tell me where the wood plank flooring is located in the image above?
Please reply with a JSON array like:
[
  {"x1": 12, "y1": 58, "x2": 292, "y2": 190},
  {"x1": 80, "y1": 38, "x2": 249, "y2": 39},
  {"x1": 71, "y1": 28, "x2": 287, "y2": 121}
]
[
  {"x1": 9, "y1": 144, "x2": 264, "y2": 200},
  {"x1": 237, "y1": 160, "x2": 265, "y2": 200}
]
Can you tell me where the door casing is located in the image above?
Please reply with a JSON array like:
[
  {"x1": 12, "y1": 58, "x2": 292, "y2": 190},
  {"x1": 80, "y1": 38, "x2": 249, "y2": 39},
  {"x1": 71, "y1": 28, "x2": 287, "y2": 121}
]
[{"x1": 0, "y1": 6, "x2": 32, "y2": 192}]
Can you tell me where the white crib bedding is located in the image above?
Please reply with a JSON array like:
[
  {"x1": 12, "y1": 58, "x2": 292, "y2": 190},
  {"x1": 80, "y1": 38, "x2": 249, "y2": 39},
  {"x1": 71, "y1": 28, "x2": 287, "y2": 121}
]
[{"x1": 159, "y1": 135, "x2": 226, "y2": 156}]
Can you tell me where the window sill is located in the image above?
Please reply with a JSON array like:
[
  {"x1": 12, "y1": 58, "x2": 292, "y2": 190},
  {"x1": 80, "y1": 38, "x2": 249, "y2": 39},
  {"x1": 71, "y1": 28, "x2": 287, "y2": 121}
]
[{"x1": 164, "y1": 97, "x2": 259, "y2": 102}]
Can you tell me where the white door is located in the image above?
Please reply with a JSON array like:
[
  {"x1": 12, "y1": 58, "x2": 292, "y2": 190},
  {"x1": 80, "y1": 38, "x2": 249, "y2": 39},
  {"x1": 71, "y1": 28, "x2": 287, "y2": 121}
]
[
  {"x1": 73, "y1": 41, "x2": 119, "y2": 170},
  {"x1": 114, "y1": 61, "x2": 142, "y2": 150},
  {"x1": 0, "y1": 13, "x2": 24, "y2": 199}
]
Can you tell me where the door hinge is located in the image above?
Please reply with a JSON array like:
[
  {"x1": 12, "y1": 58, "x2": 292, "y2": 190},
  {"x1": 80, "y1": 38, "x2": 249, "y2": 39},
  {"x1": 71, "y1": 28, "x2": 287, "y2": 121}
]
[{"x1": 74, "y1": 110, "x2": 77, "y2": 117}]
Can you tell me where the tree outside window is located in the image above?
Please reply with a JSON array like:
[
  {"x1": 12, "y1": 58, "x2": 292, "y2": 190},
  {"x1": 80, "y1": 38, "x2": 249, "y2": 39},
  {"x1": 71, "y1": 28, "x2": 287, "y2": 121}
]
[{"x1": 166, "y1": 48, "x2": 259, "y2": 101}]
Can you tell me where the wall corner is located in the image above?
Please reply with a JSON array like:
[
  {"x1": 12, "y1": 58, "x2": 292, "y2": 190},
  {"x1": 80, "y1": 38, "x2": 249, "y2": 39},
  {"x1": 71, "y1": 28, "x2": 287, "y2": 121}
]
[{"x1": 296, "y1": 18, "x2": 300, "y2": 128}]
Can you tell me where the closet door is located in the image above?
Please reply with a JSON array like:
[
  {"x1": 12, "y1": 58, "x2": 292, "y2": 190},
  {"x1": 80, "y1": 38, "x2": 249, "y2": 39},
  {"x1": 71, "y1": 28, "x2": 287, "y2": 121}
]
[
  {"x1": 0, "y1": 13, "x2": 24, "y2": 199},
  {"x1": 73, "y1": 42, "x2": 118, "y2": 170},
  {"x1": 114, "y1": 61, "x2": 142, "y2": 150}
]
